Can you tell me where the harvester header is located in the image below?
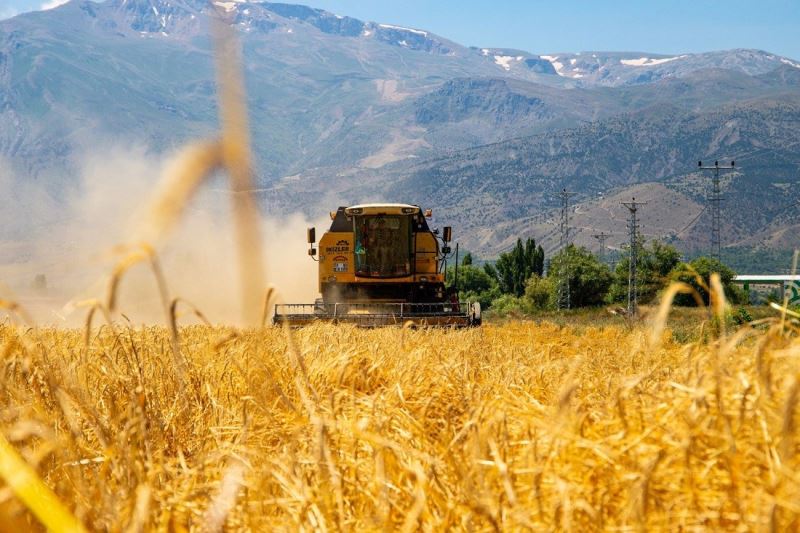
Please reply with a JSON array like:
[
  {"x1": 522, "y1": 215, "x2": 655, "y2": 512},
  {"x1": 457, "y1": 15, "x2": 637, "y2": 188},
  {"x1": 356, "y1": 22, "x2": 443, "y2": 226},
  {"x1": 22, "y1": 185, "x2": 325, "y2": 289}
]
[{"x1": 274, "y1": 203, "x2": 481, "y2": 327}]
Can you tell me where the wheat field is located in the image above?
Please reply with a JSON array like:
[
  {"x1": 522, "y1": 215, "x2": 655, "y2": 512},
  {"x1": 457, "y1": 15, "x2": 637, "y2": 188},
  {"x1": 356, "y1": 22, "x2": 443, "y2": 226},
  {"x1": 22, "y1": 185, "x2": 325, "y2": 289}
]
[{"x1": 0, "y1": 311, "x2": 799, "y2": 531}]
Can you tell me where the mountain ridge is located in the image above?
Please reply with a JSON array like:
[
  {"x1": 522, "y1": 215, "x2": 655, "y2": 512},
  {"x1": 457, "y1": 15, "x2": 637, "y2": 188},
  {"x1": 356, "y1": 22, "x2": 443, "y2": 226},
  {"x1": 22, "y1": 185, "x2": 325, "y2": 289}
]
[{"x1": 1, "y1": 0, "x2": 799, "y2": 259}]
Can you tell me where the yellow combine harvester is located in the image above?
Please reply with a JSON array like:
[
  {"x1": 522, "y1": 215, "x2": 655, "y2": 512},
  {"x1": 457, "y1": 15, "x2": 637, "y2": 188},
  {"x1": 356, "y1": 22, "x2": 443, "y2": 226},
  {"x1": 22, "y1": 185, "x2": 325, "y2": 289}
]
[{"x1": 273, "y1": 203, "x2": 481, "y2": 327}]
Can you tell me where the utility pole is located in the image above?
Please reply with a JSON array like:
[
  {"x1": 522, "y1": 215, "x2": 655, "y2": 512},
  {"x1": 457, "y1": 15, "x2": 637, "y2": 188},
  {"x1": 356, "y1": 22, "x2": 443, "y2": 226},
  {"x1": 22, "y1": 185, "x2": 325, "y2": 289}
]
[
  {"x1": 557, "y1": 189, "x2": 576, "y2": 310},
  {"x1": 558, "y1": 189, "x2": 576, "y2": 249},
  {"x1": 592, "y1": 231, "x2": 610, "y2": 264},
  {"x1": 621, "y1": 198, "x2": 647, "y2": 317},
  {"x1": 698, "y1": 160, "x2": 735, "y2": 262}
]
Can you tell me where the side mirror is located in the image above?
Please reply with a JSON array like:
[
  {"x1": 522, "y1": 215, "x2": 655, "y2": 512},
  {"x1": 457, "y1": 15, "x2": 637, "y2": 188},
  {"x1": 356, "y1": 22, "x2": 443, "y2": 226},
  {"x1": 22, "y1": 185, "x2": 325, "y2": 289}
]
[
  {"x1": 308, "y1": 248, "x2": 317, "y2": 257},
  {"x1": 443, "y1": 226, "x2": 452, "y2": 243},
  {"x1": 307, "y1": 227, "x2": 316, "y2": 244}
]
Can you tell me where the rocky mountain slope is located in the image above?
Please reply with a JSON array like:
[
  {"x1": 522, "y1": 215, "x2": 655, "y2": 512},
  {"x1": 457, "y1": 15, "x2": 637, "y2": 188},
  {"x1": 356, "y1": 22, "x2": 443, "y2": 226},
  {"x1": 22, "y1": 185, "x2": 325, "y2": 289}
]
[
  {"x1": 1, "y1": 0, "x2": 799, "y2": 259},
  {"x1": 277, "y1": 91, "x2": 800, "y2": 255}
]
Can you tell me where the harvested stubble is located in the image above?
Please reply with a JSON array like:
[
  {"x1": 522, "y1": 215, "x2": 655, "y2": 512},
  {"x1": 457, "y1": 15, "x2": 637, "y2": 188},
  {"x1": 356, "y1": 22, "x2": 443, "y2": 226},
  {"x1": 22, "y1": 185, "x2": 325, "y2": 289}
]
[{"x1": 1, "y1": 317, "x2": 799, "y2": 531}]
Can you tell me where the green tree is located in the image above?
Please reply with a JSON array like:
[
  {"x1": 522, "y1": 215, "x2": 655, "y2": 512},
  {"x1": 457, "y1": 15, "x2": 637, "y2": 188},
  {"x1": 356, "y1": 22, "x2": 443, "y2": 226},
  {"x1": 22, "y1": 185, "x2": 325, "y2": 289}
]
[
  {"x1": 483, "y1": 262, "x2": 498, "y2": 280},
  {"x1": 491, "y1": 238, "x2": 545, "y2": 296},
  {"x1": 447, "y1": 264, "x2": 494, "y2": 294},
  {"x1": 446, "y1": 264, "x2": 500, "y2": 310},
  {"x1": 462, "y1": 252, "x2": 473, "y2": 266},
  {"x1": 608, "y1": 240, "x2": 682, "y2": 304},
  {"x1": 523, "y1": 275, "x2": 553, "y2": 311},
  {"x1": 548, "y1": 245, "x2": 613, "y2": 307},
  {"x1": 670, "y1": 256, "x2": 747, "y2": 306}
]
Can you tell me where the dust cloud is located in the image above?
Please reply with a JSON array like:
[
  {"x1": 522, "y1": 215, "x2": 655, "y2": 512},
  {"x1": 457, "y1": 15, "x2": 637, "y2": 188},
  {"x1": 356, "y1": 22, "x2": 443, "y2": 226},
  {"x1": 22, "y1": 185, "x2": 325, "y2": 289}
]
[{"x1": 0, "y1": 146, "x2": 322, "y2": 326}]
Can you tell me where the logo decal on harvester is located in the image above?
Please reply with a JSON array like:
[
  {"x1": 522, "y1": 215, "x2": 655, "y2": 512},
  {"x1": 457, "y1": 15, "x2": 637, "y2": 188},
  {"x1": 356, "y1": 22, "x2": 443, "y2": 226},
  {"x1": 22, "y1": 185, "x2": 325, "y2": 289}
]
[
  {"x1": 333, "y1": 254, "x2": 348, "y2": 272},
  {"x1": 326, "y1": 240, "x2": 350, "y2": 253}
]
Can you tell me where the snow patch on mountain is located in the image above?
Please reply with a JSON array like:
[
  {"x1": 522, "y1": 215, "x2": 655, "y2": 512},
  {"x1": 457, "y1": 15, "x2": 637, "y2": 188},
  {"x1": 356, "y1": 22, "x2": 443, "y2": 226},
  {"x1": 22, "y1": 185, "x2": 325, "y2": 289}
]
[
  {"x1": 540, "y1": 55, "x2": 565, "y2": 76},
  {"x1": 780, "y1": 58, "x2": 800, "y2": 69},
  {"x1": 492, "y1": 55, "x2": 524, "y2": 71},
  {"x1": 213, "y1": 1, "x2": 237, "y2": 12},
  {"x1": 493, "y1": 55, "x2": 514, "y2": 70},
  {"x1": 620, "y1": 55, "x2": 687, "y2": 67},
  {"x1": 378, "y1": 23, "x2": 427, "y2": 36}
]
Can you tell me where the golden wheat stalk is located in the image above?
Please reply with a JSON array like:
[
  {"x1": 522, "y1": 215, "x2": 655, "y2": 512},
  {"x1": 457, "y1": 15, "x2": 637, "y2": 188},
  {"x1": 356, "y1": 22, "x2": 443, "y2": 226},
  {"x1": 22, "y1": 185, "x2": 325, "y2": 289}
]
[
  {"x1": 0, "y1": 431, "x2": 86, "y2": 533},
  {"x1": 106, "y1": 245, "x2": 189, "y2": 387},
  {"x1": 0, "y1": 298, "x2": 34, "y2": 326},
  {"x1": 137, "y1": 141, "x2": 222, "y2": 245},
  {"x1": 260, "y1": 286, "x2": 278, "y2": 327},
  {"x1": 211, "y1": 15, "x2": 265, "y2": 325},
  {"x1": 119, "y1": 15, "x2": 265, "y2": 326},
  {"x1": 648, "y1": 281, "x2": 696, "y2": 347}
]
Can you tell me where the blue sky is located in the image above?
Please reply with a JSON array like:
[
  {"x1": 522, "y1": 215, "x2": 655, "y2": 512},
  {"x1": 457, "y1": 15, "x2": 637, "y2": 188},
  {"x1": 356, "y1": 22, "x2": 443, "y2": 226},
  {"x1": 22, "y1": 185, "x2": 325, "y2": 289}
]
[{"x1": 2, "y1": 0, "x2": 799, "y2": 59}]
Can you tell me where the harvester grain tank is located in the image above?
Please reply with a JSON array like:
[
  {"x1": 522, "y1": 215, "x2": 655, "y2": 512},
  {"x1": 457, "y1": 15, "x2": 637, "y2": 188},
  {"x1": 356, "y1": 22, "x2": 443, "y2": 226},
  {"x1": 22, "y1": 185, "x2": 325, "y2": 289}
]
[{"x1": 273, "y1": 203, "x2": 481, "y2": 327}]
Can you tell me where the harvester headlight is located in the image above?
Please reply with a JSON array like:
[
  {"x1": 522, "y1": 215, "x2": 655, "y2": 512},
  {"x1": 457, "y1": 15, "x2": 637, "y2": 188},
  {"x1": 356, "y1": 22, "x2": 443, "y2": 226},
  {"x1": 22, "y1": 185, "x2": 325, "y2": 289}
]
[
  {"x1": 345, "y1": 207, "x2": 363, "y2": 215},
  {"x1": 420, "y1": 276, "x2": 428, "y2": 282},
  {"x1": 401, "y1": 207, "x2": 417, "y2": 214}
]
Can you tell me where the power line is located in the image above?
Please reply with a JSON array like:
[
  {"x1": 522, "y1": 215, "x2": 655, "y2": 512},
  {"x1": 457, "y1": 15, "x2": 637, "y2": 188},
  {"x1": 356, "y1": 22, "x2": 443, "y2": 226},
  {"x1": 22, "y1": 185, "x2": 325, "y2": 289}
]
[
  {"x1": 771, "y1": 197, "x2": 800, "y2": 217},
  {"x1": 621, "y1": 197, "x2": 647, "y2": 318},
  {"x1": 556, "y1": 189, "x2": 576, "y2": 310},
  {"x1": 592, "y1": 231, "x2": 611, "y2": 264},
  {"x1": 558, "y1": 189, "x2": 577, "y2": 248},
  {"x1": 676, "y1": 205, "x2": 707, "y2": 237},
  {"x1": 698, "y1": 160, "x2": 736, "y2": 262}
]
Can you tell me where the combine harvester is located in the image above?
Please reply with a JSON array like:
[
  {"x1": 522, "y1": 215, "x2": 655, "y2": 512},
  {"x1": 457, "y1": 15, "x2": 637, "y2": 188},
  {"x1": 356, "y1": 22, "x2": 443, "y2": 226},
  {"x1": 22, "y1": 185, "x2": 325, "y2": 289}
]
[{"x1": 274, "y1": 204, "x2": 481, "y2": 327}]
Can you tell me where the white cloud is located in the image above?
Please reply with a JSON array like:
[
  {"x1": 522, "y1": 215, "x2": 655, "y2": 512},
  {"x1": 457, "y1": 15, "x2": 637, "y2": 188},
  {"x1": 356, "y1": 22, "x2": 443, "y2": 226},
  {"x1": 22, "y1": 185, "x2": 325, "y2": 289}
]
[{"x1": 41, "y1": 0, "x2": 69, "y2": 10}]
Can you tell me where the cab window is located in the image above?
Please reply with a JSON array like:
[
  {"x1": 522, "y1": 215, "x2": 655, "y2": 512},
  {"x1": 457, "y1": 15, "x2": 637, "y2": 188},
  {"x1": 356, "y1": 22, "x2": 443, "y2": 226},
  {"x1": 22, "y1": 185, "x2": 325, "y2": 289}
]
[{"x1": 353, "y1": 215, "x2": 411, "y2": 277}]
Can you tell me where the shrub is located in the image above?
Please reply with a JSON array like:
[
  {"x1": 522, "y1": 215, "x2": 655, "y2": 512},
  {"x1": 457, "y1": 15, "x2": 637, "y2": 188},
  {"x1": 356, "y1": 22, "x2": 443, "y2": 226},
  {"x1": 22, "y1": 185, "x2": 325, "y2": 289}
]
[
  {"x1": 547, "y1": 245, "x2": 612, "y2": 307},
  {"x1": 488, "y1": 293, "x2": 529, "y2": 316},
  {"x1": 608, "y1": 240, "x2": 681, "y2": 304},
  {"x1": 447, "y1": 264, "x2": 500, "y2": 309},
  {"x1": 670, "y1": 256, "x2": 747, "y2": 306},
  {"x1": 523, "y1": 275, "x2": 553, "y2": 311},
  {"x1": 733, "y1": 306, "x2": 753, "y2": 325}
]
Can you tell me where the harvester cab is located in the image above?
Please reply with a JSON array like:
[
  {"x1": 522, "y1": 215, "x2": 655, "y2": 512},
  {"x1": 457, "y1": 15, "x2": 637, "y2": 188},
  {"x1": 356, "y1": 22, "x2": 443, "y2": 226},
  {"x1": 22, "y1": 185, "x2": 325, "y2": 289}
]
[{"x1": 274, "y1": 203, "x2": 481, "y2": 327}]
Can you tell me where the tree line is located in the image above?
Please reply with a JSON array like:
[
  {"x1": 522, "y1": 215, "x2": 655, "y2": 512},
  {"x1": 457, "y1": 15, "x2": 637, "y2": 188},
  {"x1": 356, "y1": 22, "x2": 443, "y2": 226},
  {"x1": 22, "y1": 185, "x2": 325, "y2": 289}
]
[{"x1": 447, "y1": 237, "x2": 747, "y2": 312}]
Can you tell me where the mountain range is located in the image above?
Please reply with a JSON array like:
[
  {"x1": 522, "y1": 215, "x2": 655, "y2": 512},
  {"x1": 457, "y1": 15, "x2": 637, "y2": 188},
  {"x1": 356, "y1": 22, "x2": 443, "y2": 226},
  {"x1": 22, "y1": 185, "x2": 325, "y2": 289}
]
[{"x1": 1, "y1": 0, "x2": 799, "y2": 263}]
